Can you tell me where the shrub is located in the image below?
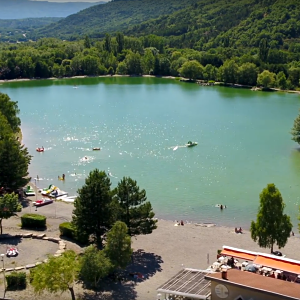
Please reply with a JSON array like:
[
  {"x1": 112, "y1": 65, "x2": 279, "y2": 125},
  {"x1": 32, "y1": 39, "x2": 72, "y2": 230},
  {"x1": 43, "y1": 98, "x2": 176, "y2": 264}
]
[
  {"x1": 59, "y1": 222, "x2": 75, "y2": 239},
  {"x1": 6, "y1": 272, "x2": 26, "y2": 290},
  {"x1": 21, "y1": 213, "x2": 46, "y2": 229},
  {"x1": 59, "y1": 222, "x2": 89, "y2": 244}
]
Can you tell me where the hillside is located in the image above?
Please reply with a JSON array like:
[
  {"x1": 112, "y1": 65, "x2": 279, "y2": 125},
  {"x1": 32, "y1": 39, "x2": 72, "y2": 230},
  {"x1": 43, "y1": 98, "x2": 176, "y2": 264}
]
[
  {"x1": 34, "y1": 0, "x2": 198, "y2": 39},
  {"x1": 0, "y1": 18, "x2": 62, "y2": 42},
  {"x1": 0, "y1": 0, "x2": 104, "y2": 19},
  {"x1": 124, "y1": 0, "x2": 300, "y2": 50}
]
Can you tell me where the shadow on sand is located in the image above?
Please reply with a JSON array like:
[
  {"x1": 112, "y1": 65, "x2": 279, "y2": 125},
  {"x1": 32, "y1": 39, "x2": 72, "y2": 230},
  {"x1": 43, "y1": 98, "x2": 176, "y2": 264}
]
[{"x1": 78, "y1": 249, "x2": 163, "y2": 300}]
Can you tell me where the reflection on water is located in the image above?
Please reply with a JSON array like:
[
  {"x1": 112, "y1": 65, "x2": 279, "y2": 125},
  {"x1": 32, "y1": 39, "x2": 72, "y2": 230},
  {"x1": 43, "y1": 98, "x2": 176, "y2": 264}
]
[{"x1": 1, "y1": 77, "x2": 300, "y2": 228}]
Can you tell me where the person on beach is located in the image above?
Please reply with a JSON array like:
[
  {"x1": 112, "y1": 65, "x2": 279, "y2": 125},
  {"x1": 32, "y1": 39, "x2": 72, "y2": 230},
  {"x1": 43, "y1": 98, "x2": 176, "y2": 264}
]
[
  {"x1": 37, "y1": 175, "x2": 39, "y2": 181},
  {"x1": 180, "y1": 220, "x2": 184, "y2": 226}
]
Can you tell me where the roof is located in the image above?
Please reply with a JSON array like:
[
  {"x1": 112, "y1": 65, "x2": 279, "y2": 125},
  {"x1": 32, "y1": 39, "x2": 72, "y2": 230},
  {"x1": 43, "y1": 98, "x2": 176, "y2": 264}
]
[
  {"x1": 254, "y1": 255, "x2": 300, "y2": 275},
  {"x1": 221, "y1": 246, "x2": 257, "y2": 261},
  {"x1": 221, "y1": 245, "x2": 300, "y2": 275},
  {"x1": 157, "y1": 268, "x2": 212, "y2": 299},
  {"x1": 205, "y1": 269, "x2": 300, "y2": 300}
]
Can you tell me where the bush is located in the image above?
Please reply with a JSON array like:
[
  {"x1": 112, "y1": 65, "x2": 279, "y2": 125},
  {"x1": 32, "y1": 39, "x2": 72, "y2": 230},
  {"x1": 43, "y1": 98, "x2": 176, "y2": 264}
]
[
  {"x1": 21, "y1": 213, "x2": 46, "y2": 229},
  {"x1": 6, "y1": 272, "x2": 26, "y2": 290},
  {"x1": 59, "y1": 222, "x2": 75, "y2": 239},
  {"x1": 59, "y1": 222, "x2": 89, "y2": 244}
]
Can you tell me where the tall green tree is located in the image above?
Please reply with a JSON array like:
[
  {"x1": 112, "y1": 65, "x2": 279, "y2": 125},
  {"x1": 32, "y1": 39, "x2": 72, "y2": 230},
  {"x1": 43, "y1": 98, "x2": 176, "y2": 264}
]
[
  {"x1": 250, "y1": 183, "x2": 292, "y2": 253},
  {"x1": 291, "y1": 109, "x2": 300, "y2": 145},
  {"x1": 113, "y1": 177, "x2": 157, "y2": 237},
  {"x1": 0, "y1": 193, "x2": 21, "y2": 234},
  {"x1": 116, "y1": 32, "x2": 124, "y2": 53},
  {"x1": 31, "y1": 250, "x2": 79, "y2": 300},
  {"x1": 179, "y1": 60, "x2": 203, "y2": 80},
  {"x1": 0, "y1": 137, "x2": 31, "y2": 191},
  {"x1": 276, "y1": 71, "x2": 287, "y2": 90},
  {"x1": 218, "y1": 59, "x2": 238, "y2": 83},
  {"x1": 0, "y1": 93, "x2": 20, "y2": 133},
  {"x1": 257, "y1": 70, "x2": 276, "y2": 88},
  {"x1": 0, "y1": 113, "x2": 13, "y2": 140},
  {"x1": 72, "y1": 169, "x2": 115, "y2": 248},
  {"x1": 237, "y1": 63, "x2": 258, "y2": 86},
  {"x1": 80, "y1": 245, "x2": 112, "y2": 287},
  {"x1": 104, "y1": 221, "x2": 132, "y2": 269},
  {"x1": 104, "y1": 33, "x2": 112, "y2": 53},
  {"x1": 83, "y1": 35, "x2": 91, "y2": 49},
  {"x1": 259, "y1": 38, "x2": 269, "y2": 62}
]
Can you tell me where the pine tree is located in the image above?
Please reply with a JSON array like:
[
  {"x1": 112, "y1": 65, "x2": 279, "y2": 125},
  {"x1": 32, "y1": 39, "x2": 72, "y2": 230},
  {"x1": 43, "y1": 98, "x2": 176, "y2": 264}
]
[
  {"x1": 113, "y1": 177, "x2": 157, "y2": 237},
  {"x1": 251, "y1": 184, "x2": 292, "y2": 253},
  {"x1": 72, "y1": 169, "x2": 115, "y2": 248}
]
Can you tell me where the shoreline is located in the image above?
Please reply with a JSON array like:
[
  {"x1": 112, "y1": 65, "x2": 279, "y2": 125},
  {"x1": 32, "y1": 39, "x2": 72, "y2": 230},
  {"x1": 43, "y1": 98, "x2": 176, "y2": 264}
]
[{"x1": 1, "y1": 75, "x2": 299, "y2": 95}]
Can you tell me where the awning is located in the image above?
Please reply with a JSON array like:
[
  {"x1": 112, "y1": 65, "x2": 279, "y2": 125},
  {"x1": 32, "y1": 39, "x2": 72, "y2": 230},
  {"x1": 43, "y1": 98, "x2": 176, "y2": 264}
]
[
  {"x1": 221, "y1": 249, "x2": 257, "y2": 261},
  {"x1": 157, "y1": 268, "x2": 212, "y2": 299},
  {"x1": 254, "y1": 256, "x2": 300, "y2": 274}
]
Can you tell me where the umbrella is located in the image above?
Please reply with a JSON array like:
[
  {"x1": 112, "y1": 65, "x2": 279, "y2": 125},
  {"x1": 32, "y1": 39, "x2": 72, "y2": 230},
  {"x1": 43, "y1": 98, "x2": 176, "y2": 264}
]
[{"x1": 244, "y1": 264, "x2": 258, "y2": 273}]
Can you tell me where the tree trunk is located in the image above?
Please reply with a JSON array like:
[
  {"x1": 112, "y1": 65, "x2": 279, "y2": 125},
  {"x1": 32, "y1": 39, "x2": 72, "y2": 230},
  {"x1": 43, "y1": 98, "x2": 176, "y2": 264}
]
[
  {"x1": 69, "y1": 287, "x2": 76, "y2": 300},
  {"x1": 271, "y1": 240, "x2": 273, "y2": 253},
  {"x1": 0, "y1": 218, "x2": 2, "y2": 235}
]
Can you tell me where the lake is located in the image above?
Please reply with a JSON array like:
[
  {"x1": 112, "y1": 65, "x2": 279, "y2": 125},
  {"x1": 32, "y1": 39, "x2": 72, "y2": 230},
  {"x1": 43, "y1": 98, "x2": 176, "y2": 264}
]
[{"x1": 1, "y1": 77, "x2": 300, "y2": 229}]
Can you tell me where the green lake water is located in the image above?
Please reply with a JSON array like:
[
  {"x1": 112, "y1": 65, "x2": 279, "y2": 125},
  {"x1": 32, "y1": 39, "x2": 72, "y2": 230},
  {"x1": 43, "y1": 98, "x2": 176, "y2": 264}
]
[{"x1": 1, "y1": 77, "x2": 300, "y2": 229}]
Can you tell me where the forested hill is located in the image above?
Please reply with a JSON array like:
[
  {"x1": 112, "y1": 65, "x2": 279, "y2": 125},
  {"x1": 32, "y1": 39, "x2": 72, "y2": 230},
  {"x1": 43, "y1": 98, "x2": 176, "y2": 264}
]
[
  {"x1": 0, "y1": 18, "x2": 62, "y2": 43},
  {"x1": 0, "y1": 0, "x2": 104, "y2": 19},
  {"x1": 125, "y1": 0, "x2": 300, "y2": 50},
  {"x1": 34, "y1": 0, "x2": 199, "y2": 40}
]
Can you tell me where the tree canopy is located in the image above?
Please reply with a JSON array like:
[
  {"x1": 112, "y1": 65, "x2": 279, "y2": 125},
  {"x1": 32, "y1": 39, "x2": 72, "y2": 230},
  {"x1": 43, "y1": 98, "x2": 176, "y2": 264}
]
[
  {"x1": 291, "y1": 109, "x2": 300, "y2": 145},
  {"x1": 31, "y1": 250, "x2": 80, "y2": 300},
  {"x1": 250, "y1": 183, "x2": 292, "y2": 253},
  {"x1": 80, "y1": 245, "x2": 112, "y2": 288},
  {"x1": 72, "y1": 169, "x2": 115, "y2": 248},
  {"x1": 104, "y1": 221, "x2": 132, "y2": 269},
  {"x1": 0, "y1": 193, "x2": 21, "y2": 234},
  {"x1": 113, "y1": 177, "x2": 157, "y2": 237},
  {"x1": 0, "y1": 93, "x2": 20, "y2": 133},
  {"x1": 0, "y1": 137, "x2": 31, "y2": 191}
]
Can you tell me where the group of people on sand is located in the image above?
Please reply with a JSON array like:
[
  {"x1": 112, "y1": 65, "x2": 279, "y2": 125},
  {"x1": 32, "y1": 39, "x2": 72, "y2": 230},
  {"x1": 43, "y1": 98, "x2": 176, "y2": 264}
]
[
  {"x1": 235, "y1": 227, "x2": 243, "y2": 234},
  {"x1": 175, "y1": 220, "x2": 185, "y2": 226}
]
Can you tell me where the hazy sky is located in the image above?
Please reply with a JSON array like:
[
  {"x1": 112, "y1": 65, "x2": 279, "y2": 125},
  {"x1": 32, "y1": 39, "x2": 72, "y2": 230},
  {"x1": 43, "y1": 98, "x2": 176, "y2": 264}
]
[{"x1": 31, "y1": 0, "x2": 109, "y2": 2}]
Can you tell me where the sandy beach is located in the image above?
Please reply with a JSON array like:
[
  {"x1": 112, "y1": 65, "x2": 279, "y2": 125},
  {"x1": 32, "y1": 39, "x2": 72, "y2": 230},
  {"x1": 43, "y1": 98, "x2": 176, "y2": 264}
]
[{"x1": 2, "y1": 197, "x2": 300, "y2": 300}]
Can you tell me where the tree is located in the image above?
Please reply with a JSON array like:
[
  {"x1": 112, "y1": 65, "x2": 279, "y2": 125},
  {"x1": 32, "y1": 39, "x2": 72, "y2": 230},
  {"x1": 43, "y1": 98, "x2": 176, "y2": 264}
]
[
  {"x1": 80, "y1": 245, "x2": 112, "y2": 287},
  {"x1": 0, "y1": 112, "x2": 13, "y2": 140},
  {"x1": 31, "y1": 250, "x2": 79, "y2": 300},
  {"x1": 0, "y1": 193, "x2": 21, "y2": 234},
  {"x1": 104, "y1": 33, "x2": 112, "y2": 53},
  {"x1": 257, "y1": 70, "x2": 276, "y2": 88},
  {"x1": 218, "y1": 59, "x2": 238, "y2": 83},
  {"x1": 250, "y1": 184, "x2": 292, "y2": 253},
  {"x1": 141, "y1": 48, "x2": 155, "y2": 75},
  {"x1": 0, "y1": 137, "x2": 31, "y2": 191},
  {"x1": 116, "y1": 32, "x2": 124, "y2": 53},
  {"x1": 0, "y1": 93, "x2": 20, "y2": 133},
  {"x1": 237, "y1": 63, "x2": 258, "y2": 86},
  {"x1": 72, "y1": 169, "x2": 115, "y2": 248},
  {"x1": 276, "y1": 71, "x2": 287, "y2": 90},
  {"x1": 83, "y1": 35, "x2": 91, "y2": 49},
  {"x1": 104, "y1": 221, "x2": 132, "y2": 269},
  {"x1": 179, "y1": 60, "x2": 203, "y2": 80},
  {"x1": 113, "y1": 177, "x2": 157, "y2": 237},
  {"x1": 124, "y1": 51, "x2": 142, "y2": 75},
  {"x1": 291, "y1": 109, "x2": 300, "y2": 145},
  {"x1": 259, "y1": 38, "x2": 269, "y2": 62}
]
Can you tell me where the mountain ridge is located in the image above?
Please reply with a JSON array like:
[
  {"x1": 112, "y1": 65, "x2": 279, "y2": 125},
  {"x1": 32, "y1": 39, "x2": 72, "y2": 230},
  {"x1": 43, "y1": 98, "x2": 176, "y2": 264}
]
[{"x1": 0, "y1": 0, "x2": 104, "y2": 19}]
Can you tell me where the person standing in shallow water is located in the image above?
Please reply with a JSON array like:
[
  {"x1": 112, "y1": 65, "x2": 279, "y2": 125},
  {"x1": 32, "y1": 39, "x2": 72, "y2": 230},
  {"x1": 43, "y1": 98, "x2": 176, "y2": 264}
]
[{"x1": 62, "y1": 174, "x2": 65, "y2": 180}]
